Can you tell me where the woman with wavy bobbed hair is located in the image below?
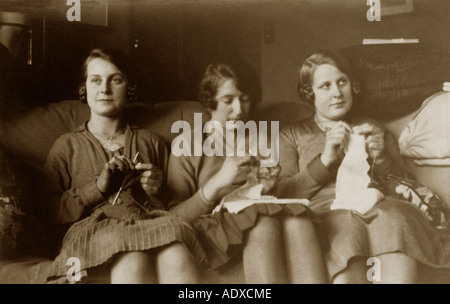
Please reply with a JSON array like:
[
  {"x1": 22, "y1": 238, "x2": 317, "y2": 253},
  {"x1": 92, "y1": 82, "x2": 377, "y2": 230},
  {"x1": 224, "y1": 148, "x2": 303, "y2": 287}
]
[
  {"x1": 43, "y1": 48, "x2": 205, "y2": 284},
  {"x1": 198, "y1": 60, "x2": 261, "y2": 111},
  {"x1": 276, "y1": 49, "x2": 450, "y2": 283},
  {"x1": 297, "y1": 50, "x2": 360, "y2": 106}
]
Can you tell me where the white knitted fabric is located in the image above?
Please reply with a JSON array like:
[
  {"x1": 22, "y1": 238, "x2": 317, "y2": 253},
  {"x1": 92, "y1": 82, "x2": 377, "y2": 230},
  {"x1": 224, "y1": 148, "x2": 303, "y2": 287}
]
[{"x1": 331, "y1": 134, "x2": 384, "y2": 214}]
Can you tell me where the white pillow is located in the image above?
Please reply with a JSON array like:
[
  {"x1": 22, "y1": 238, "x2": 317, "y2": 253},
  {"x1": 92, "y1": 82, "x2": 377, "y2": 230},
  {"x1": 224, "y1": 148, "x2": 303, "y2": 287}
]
[{"x1": 399, "y1": 91, "x2": 450, "y2": 165}]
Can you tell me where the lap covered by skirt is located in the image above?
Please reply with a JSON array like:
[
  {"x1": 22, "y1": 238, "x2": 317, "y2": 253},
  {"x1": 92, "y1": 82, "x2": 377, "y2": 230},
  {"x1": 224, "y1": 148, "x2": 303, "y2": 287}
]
[
  {"x1": 193, "y1": 202, "x2": 316, "y2": 270},
  {"x1": 314, "y1": 196, "x2": 450, "y2": 279},
  {"x1": 47, "y1": 208, "x2": 207, "y2": 283}
]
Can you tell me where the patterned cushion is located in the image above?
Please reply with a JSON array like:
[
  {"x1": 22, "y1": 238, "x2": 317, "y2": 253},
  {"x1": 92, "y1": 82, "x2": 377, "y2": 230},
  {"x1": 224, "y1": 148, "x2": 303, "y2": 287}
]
[{"x1": 384, "y1": 174, "x2": 450, "y2": 230}]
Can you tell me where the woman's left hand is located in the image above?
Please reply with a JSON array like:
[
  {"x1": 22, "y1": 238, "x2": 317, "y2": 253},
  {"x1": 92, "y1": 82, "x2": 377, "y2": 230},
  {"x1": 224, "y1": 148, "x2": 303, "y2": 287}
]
[
  {"x1": 353, "y1": 123, "x2": 386, "y2": 164},
  {"x1": 257, "y1": 164, "x2": 281, "y2": 195},
  {"x1": 135, "y1": 162, "x2": 163, "y2": 196}
]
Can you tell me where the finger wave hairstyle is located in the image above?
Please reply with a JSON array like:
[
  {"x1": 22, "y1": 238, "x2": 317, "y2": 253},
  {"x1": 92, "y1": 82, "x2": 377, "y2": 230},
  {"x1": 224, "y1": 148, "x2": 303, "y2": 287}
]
[
  {"x1": 198, "y1": 59, "x2": 261, "y2": 111},
  {"x1": 298, "y1": 49, "x2": 360, "y2": 105},
  {"x1": 78, "y1": 48, "x2": 138, "y2": 103}
]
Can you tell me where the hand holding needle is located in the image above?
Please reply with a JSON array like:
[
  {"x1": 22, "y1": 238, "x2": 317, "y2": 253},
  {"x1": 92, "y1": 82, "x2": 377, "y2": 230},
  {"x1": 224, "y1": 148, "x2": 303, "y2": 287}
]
[{"x1": 112, "y1": 152, "x2": 140, "y2": 205}]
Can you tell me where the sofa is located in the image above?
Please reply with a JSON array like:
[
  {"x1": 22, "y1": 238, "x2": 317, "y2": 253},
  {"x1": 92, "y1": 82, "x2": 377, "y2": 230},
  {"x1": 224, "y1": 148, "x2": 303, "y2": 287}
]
[
  {"x1": 0, "y1": 96, "x2": 324, "y2": 283},
  {"x1": 1, "y1": 42, "x2": 450, "y2": 284}
]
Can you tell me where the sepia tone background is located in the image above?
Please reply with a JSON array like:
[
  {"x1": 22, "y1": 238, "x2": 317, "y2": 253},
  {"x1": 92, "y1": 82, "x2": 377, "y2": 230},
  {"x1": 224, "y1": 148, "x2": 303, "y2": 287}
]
[
  {"x1": 0, "y1": 0, "x2": 449, "y2": 107},
  {"x1": 1, "y1": 0, "x2": 450, "y2": 284}
]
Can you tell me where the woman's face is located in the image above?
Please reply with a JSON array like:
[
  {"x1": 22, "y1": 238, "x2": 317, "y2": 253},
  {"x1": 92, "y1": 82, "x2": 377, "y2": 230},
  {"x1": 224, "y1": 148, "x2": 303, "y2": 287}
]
[
  {"x1": 85, "y1": 57, "x2": 128, "y2": 117},
  {"x1": 210, "y1": 78, "x2": 251, "y2": 126},
  {"x1": 312, "y1": 63, "x2": 353, "y2": 122}
]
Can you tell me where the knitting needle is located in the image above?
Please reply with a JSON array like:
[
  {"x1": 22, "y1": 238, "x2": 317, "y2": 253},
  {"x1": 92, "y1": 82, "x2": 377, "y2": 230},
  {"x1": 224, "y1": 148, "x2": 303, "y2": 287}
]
[
  {"x1": 112, "y1": 152, "x2": 140, "y2": 205},
  {"x1": 132, "y1": 151, "x2": 140, "y2": 164}
]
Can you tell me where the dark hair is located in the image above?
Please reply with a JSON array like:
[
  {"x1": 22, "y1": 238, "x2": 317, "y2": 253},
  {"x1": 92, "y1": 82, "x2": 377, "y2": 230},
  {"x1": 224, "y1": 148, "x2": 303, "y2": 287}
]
[
  {"x1": 198, "y1": 60, "x2": 261, "y2": 110},
  {"x1": 298, "y1": 49, "x2": 360, "y2": 104},
  {"x1": 78, "y1": 48, "x2": 137, "y2": 103}
]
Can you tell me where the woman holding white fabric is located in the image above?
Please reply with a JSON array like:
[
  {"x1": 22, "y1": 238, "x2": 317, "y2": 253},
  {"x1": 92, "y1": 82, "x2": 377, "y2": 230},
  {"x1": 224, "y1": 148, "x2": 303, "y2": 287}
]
[
  {"x1": 275, "y1": 49, "x2": 450, "y2": 284},
  {"x1": 168, "y1": 61, "x2": 328, "y2": 284}
]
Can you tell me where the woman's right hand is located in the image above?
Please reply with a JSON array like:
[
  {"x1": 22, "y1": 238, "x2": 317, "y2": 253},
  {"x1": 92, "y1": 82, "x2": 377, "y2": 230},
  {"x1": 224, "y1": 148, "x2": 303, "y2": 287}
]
[
  {"x1": 96, "y1": 155, "x2": 134, "y2": 195},
  {"x1": 320, "y1": 121, "x2": 352, "y2": 169},
  {"x1": 202, "y1": 155, "x2": 252, "y2": 203}
]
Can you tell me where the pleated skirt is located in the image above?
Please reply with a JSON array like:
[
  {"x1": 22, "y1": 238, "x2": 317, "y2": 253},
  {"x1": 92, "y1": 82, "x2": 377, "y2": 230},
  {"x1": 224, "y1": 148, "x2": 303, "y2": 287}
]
[
  {"x1": 46, "y1": 206, "x2": 207, "y2": 283},
  {"x1": 193, "y1": 202, "x2": 315, "y2": 270},
  {"x1": 311, "y1": 194, "x2": 450, "y2": 280}
]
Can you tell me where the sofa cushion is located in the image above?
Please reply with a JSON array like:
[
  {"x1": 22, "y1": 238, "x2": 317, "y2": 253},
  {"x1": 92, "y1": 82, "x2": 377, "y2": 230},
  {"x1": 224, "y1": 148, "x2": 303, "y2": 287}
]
[
  {"x1": 0, "y1": 99, "x2": 315, "y2": 173},
  {"x1": 404, "y1": 160, "x2": 450, "y2": 210},
  {"x1": 135, "y1": 100, "x2": 210, "y2": 144},
  {"x1": 1, "y1": 100, "x2": 90, "y2": 171},
  {"x1": 385, "y1": 91, "x2": 450, "y2": 210},
  {"x1": 0, "y1": 100, "x2": 209, "y2": 171},
  {"x1": 398, "y1": 91, "x2": 450, "y2": 164}
]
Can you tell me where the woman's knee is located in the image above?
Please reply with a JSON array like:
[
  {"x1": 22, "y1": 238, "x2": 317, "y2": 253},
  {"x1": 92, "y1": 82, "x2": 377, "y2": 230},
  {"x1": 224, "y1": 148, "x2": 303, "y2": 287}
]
[
  {"x1": 281, "y1": 214, "x2": 314, "y2": 232},
  {"x1": 376, "y1": 252, "x2": 418, "y2": 284},
  {"x1": 110, "y1": 251, "x2": 157, "y2": 283},
  {"x1": 158, "y1": 242, "x2": 194, "y2": 264},
  {"x1": 247, "y1": 216, "x2": 282, "y2": 241},
  {"x1": 157, "y1": 242, "x2": 199, "y2": 283},
  {"x1": 157, "y1": 242, "x2": 198, "y2": 273},
  {"x1": 112, "y1": 251, "x2": 153, "y2": 274}
]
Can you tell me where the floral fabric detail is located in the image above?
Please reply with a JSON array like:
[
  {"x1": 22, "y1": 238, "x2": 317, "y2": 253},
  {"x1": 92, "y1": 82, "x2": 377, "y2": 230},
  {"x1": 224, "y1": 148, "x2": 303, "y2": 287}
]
[{"x1": 384, "y1": 174, "x2": 450, "y2": 230}]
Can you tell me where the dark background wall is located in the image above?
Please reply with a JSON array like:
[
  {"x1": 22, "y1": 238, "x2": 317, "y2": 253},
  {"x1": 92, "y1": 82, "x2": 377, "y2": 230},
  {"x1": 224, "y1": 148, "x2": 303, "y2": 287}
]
[
  {"x1": 1, "y1": 0, "x2": 449, "y2": 107},
  {"x1": 260, "y1": 0, "x2": 450, "y2": 104}
]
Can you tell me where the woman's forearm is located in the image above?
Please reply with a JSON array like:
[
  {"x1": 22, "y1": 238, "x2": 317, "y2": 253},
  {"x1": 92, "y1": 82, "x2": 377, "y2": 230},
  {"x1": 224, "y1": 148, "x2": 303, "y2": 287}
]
[
  {"x1": 169, "y1": 189, "x2": 216, "y2": 222},
  {"x1": 275, "y1": 154, "x2": 335, "y2": 199}
]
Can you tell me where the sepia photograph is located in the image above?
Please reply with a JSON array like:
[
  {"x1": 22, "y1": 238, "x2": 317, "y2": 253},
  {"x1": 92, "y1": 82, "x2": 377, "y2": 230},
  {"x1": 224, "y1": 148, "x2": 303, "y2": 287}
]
[{"x1": 0, "y1": 0, "x2": 450, "y2": 289}]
